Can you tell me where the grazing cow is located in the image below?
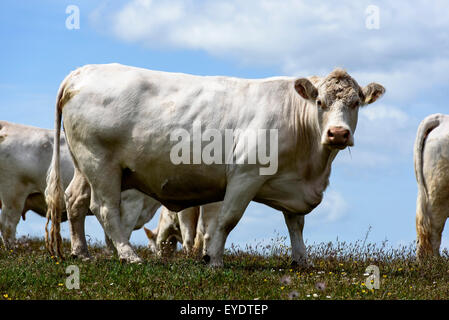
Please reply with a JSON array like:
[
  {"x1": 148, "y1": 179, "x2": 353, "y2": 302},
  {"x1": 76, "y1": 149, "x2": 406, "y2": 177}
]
[
  {"x1": 46, "y1": 64, "x2": 385, "y2": 266},
  {"x1": 144, "y1": 202, "x2": 222, "y2": 256},
  {"x1": 0, "y1": 121, "x2": 73, "y2": 248},
  {"x1": 414, "y1": 113, "x2": 449, "y2": 260},
  {"x1": 144, "y1": 206, "x2": 197, "y2": 256},
  {"x1": 0, "y1": 121, "x2": 160, "y2": 257}
]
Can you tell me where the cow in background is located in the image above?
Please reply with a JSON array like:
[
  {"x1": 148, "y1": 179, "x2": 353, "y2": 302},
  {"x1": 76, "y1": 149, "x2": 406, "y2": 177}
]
[
  {"x1": 0, "y1": 121, "x2": 73, "y2": 249},
  {"x1": 145, "y1": 202, "x2": 222, "y2": 257},
  {"x1": 0, "y1": 121, "x2": 160, "y2": 259},
  {"x1": 414, "y1": 113, "x2": 449, "y2": 260}
]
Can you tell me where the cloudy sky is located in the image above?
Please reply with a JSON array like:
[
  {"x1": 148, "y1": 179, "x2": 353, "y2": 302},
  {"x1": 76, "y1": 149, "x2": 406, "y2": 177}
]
[{"x1": 1, "y1": 0, "x2": 448, "y2": 250}]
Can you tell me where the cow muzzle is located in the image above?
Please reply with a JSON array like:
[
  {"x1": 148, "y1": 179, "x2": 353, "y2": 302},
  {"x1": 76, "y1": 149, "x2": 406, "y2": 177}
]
[{"x1": 324, "y1": 126, "x2": 353, "y2": 149}]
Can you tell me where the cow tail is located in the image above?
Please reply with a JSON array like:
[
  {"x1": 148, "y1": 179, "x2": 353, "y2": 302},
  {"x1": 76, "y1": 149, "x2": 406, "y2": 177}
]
[
  {"x1": 414, "y1": 113, "x2": 442, "y2": 260},
  {"x1": 45, "y1": 77, "x2": 70, "y2": 259}
]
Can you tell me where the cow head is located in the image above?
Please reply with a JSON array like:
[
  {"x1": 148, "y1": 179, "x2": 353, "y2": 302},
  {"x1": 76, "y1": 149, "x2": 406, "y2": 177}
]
[
  {"x1": 294, "y1": 68, "x2": 385, "y2": 150},
  {"x1": 144, "y1": 226, "x2": 178, "y2": 256}
]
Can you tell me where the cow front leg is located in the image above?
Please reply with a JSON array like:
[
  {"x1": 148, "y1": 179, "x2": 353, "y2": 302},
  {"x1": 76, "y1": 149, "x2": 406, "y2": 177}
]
[
  {"x1": 204, "y1": 178, "x2": 263, "y2": 267},
  {"x1": 283, "y1": 212, "x2": 312, "y2": 268},
  {"x1": 65, "y1": 170, "x2": 91, "y2": 260}
]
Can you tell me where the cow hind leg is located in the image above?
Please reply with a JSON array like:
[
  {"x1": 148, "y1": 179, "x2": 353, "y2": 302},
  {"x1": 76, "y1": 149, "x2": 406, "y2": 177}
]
[
  {"x1": 65, "y1": 169, "x2": 91, "y2": 260},
  {"x1": 428, "y1": 205, "x2": 448, "y2": 257},
  {"x1": 88, "y1": 167, "x2": 142, "y2": 263},
  {"x1": 418, "y1": 172, "x2": 449, "y2": 260},
  {"x1": 417, "y1": 202, "x2": 448, "y2": 260}
]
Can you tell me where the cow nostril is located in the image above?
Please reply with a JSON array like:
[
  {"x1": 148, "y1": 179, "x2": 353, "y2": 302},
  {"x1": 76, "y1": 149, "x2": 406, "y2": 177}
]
[{"x1": 327, "y1": 128, "x2": 350, "y2": 145}]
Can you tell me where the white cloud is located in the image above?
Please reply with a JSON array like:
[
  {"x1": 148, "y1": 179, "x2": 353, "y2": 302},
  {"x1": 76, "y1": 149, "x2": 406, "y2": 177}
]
[
  {"x1": 357, "y1": 104, "x2": 416, "y2": 154},
  {"x1": 361, "y1": 104, "x2": 409, "y2": 125},
  {"x1": 336, "y1": 149, "x2": 393, "y2": 168},
  {"x1": 90, "y1": 0, "x2": 449, "y2": 103},
  {"x1": 333, "y1": 103, "x2": 418, "y2": 168}
]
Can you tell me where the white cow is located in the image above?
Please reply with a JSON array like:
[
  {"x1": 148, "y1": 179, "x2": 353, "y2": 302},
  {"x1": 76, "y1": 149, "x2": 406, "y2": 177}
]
[
  {"x1": 0, "y1": 121, "x2": 160, "y2": 258},
  {"x1": 414, "y1": 113, "x2": 449, "y2": 260},
  {"x1": 144, "y1": 202, "x2": 222, "y2": 256},
  {"x1": 0, "y1": 121, "x2": 73, "y2": 248},
  {"x1": 46, "y1": 64, "x2": 385, "y2": 266}
]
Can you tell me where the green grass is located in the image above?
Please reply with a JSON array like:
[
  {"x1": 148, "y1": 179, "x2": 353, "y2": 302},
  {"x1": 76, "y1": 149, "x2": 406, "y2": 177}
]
[{"x1": 0, "y1": 236, "x2": 448, "y2": 300}]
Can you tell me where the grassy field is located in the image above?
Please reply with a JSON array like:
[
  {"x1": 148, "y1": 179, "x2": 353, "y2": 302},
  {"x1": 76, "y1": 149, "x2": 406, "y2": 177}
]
[{"x1": 0, "y1": 236, "x2": 448, "y2": 300}]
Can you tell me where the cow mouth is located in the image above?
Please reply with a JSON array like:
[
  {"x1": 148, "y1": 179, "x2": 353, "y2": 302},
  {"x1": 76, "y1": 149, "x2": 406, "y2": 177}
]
[{"x1": 322, "y1": 142, "x2": 351, "y2": 150}]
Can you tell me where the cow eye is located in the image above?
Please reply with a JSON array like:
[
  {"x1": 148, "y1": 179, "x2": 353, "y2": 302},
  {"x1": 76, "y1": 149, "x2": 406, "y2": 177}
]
[{"x1": 317, "y1": 99, "x2": 327, "y2": 109}]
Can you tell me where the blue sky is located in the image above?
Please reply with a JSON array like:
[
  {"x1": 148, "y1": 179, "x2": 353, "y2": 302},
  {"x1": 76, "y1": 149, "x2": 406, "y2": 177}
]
[{"x1": 1, "y1": 0, "x2": 448, "y2": 250}]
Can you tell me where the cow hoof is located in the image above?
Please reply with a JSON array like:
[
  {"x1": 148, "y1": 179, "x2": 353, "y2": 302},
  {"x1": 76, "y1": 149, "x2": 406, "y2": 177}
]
[
  {"x1": 203, "y1": 255, "x2": 224, "y2": 268},
  {"x1": 208, "y1": 261, "x2": 224, "y2": 268},
  {"x1": 81, "y1": 256, "x2": 92, "y2": 262},
  {"x1": 291, "y1": 259, "x2": 314, "y2": 269},
  {"x1": 120, "y1": 256, "x2": 143, "y2": 264},
  {"x1": 103, "y1": 249, "x2": 117, "y2": 258},
  {"x1": 70, "y1": 253, "x2": 91, "y2": 261}
]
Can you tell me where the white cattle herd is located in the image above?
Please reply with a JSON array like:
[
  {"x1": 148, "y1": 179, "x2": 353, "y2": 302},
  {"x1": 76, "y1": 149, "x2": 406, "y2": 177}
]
[{"x1": 0, "y1": 63, "x2": 445, "y2": 266}]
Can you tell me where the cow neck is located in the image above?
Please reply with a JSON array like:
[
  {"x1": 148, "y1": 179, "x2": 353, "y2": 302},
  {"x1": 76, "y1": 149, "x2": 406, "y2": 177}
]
[
  {"x1": 285, "y1": 91, "x2": 338, "y2": 183},
  {"x1": 308, "y1": 144, "x2": 338, "y2": 182}
]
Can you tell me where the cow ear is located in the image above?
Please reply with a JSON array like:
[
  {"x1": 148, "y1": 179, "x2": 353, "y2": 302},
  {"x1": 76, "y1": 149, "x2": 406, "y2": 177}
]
[
  {"x1": 362, "y1": 83, "x2": 385, "y2": 105},
  {"x1": 294, "y1": 78, "x2": 318, "y2": 101},
  {"x1": 144, "y1": 227, "x2": 155, "y2": 240}
]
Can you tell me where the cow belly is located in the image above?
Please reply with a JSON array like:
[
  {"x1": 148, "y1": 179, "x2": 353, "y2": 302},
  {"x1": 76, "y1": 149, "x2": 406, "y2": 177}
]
[
  {"x1": 24, "y1": 193, "x2": 47, "y2": 217},
  {"x1": 122, "y1": 164, "x2": 227, "y2": 211}
]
